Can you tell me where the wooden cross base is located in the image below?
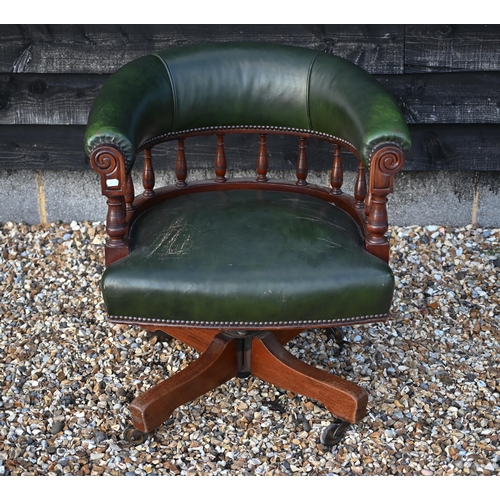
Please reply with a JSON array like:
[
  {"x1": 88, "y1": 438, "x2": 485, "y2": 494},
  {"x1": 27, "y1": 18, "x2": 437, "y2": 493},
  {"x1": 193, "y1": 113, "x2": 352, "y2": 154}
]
[{"x1": 129, "y1": 330, "x2": 368, "y2": 434}]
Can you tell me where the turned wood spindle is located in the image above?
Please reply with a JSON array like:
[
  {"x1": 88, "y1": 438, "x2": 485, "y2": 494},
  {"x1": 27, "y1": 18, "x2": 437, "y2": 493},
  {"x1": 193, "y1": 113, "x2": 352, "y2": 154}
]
[
  {"x1": 365, "y1": 178, "x2": 372, "y2": 217},
  {"x1": 256, "y1": 134, "x2": 269, "y2": 182},
  {"x1": 125, "y1": 174, "x2": 135, "y2": 212},
  {"x1": 215, "y1": 134, "x2": 227, "y2": 183},
  {"x1": 142, "y1": 149, "x2": 155, "y2": 197},
  {"x1": 354, "y1": 160, "x2": 367, "y2": 209},
  {"x1": 330, "y1": 145, "x2": 343, "y2": 194},
  {"x1": 295, "y1": 137, "x2": 308, "y2": 186},
  {"x1": 367, "y1": 195, "x2": 389, "y2": 246},
  {"x1": 175, "y1": 139, "x2": 188, "y2": 187},
  {"x1": 106, "y1": 196, "x2": 127, "y2": 247}
]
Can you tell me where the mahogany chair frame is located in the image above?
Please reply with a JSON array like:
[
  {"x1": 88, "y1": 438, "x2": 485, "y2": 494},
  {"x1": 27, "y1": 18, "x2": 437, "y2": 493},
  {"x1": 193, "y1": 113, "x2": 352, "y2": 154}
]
[{"x1": 90, "y1": 124, "x2": 405, "y2": 443}]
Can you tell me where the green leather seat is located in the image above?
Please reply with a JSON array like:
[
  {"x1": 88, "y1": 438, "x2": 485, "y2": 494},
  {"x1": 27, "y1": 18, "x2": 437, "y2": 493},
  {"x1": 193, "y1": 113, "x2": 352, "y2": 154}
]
[{"x1": 102, "y1": 189, "x2": 394, "y2": 327}]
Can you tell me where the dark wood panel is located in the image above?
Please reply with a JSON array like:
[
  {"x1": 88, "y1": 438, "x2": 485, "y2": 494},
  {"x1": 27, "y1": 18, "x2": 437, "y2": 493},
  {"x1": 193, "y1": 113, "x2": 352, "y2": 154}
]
[
  {"x1": 151, "y1": 134, "x2": 361, "y2": 173},
  {"x1": 405, "y1": 124, "x2": 500, "y2": 171},
  {"x1": 405, "y1": 25, "x2": 500, "y2": 73},
  {"x1": 0, "y1": 125, "x2": 90, "y2": 170},
  {"x1": 2, "y1": 124, "x2": 500, "y2": 173},
  {"x1": 0, "y1": 24, "x2": 404, "y2": 74},
  {"x1": 0, "y1": 125, "x2": 347, "y2": 172},
  {"x1": 3, "y1": 71, "x2": 500, "y2": 126},
  {"x1": 0, "y1": 73, "x2": 106, "y2": 125},
  {"x1": 379, "y1": 72, "x2": 500, "y2": 125}
]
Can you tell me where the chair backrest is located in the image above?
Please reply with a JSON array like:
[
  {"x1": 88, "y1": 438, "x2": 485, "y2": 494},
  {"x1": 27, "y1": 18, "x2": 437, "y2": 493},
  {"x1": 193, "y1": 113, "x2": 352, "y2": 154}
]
[
  {"x1": 85, "y1": 42, "x2": 410, "y2": 171},
  {"x1": 85, "y1": 42, "x2": 412, "y2": 265}
]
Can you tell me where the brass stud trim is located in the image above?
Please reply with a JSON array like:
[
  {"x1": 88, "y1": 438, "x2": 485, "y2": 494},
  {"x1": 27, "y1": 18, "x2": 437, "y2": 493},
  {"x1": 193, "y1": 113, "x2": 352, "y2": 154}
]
[{"x1": 108, "y1": 313, "x2": 388, "y2": 328}]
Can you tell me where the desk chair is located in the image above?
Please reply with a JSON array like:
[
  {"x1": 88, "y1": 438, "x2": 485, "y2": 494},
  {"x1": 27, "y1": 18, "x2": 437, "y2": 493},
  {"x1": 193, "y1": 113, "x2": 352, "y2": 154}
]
[{"x1": 84, "y1": 42, "x2": 411, "y2": 445}]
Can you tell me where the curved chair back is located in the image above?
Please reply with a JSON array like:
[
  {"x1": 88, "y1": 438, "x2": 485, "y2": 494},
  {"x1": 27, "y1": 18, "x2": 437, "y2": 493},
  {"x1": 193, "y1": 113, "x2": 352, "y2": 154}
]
[{"x1": 85, "y1": 43, "x2": 410, "y2": 170}]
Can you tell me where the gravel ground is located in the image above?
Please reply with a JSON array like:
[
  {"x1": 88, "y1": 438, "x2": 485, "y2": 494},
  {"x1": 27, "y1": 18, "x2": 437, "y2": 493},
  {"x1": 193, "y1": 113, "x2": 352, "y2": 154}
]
[{"x1": 0, "y1": 220, "x2": 498, "y2": 476}]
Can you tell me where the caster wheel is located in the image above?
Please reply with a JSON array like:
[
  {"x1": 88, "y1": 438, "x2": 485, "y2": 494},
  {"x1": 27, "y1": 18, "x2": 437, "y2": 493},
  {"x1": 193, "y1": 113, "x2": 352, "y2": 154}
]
[
  {"x1": 325, "y1": 327, "x2": 344, "y2": 345},
  {"x1": 146, "y1": 329, "x2": 171, "y2": 343},
  {"x1": 320, "y1": 420, "x2": 350, "y2": 446},
  {"x1": 123, "y1": 426, "x2": 146, "y2": 445},
  {"x1": 324, "y1": 327, "x2": 348, "y2": 356}
]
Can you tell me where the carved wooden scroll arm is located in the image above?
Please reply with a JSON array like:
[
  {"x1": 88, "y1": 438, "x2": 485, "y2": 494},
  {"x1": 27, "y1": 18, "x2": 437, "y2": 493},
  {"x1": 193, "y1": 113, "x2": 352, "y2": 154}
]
[
  {"x1": 90, "y1": 144, "x2": 129, "y2": 265},
  {"x1": 365, "y1": 144, "x2": 405, "y2": 263}
]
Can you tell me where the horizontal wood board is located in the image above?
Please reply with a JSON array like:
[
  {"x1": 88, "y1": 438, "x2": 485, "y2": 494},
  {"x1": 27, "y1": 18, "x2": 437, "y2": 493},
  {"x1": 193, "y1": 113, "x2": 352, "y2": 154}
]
[
  {"x1": 0, "y1": 24, "x2": 499, "y2": 176},
  {"x1": 2, "y1": 72, "x2": 500, "y2": 126},
  {"x1": 4, "y1": 25, "x2": 500, "y2": 74},
  {"x1": 2, "y1": 124, "x2": 500, "y2": 172},
  {"x1": 405, "y1": 25, "x2": 500, "y2": 73},
  {"x1": 0, "y1": 24, "x2": 404, "y2": 74}
]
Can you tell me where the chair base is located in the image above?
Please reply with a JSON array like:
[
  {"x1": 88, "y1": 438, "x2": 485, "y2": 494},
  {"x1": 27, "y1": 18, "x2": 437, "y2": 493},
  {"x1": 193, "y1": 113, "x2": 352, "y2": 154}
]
[{"x1": 129, "y1": 329, "x2": 368, "y2": 435}]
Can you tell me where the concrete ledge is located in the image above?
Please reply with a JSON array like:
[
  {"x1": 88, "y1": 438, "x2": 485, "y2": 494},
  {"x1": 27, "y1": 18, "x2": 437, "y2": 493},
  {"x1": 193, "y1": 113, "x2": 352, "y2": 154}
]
[
  {"x1": 390, "y1": 171, "x2": 475, "y2": 227},
  {"x1": 1, "y1": 168, "x2": 499, "y2": 227},
  {"x1": 0, "y1": 169, "x2": 40, "y2": 224},
  {"x1": 477, "y1": 171, "x2": 500, "y2": 227}
]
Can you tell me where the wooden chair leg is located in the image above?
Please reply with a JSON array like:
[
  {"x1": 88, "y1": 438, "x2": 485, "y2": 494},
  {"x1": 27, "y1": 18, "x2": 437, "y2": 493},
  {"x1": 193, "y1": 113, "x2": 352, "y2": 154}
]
[
  {"x1": 251, "y1": 331, "x2": 368, "y2": 424},
  {"x1": 129, "y1": 332, "x2": 237, "y2": 433}
]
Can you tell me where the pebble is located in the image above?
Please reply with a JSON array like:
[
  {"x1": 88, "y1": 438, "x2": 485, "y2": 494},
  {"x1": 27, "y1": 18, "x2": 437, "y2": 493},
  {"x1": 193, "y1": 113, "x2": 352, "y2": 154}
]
[
  {"x1": 0, "y1": 221, "x2": 498, "y2": 476},
  {"x1": 50, "y1": 421, "x2": 65, "y2": 435},
  {"x1": 95, "y1": 431, "x2": 107, "y2": 444}
]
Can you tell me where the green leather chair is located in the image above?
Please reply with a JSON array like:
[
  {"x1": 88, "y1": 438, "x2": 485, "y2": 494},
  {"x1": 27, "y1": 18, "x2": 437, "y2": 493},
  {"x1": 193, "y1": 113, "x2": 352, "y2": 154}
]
[{"x1": 85, "y1": 42, "x2": 411, "y2": 445}]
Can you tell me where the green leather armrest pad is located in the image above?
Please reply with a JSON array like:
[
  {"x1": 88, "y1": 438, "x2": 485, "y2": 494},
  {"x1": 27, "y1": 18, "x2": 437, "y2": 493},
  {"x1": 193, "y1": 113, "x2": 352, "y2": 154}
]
[
  {"x1": 102, "y1": 190, "x2": 394, "y2": 325},
  {"x1": 85, "y1": 42, "x2": 411, "y2": 170},
  {"x1": 84, "y1": 54, "x2": 175, "y2": 168}
]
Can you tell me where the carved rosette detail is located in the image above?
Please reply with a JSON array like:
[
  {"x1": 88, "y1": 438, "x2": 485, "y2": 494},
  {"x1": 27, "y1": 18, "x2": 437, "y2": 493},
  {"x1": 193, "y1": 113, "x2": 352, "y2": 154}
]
[
  {"x1": 371, "y1": 144, "x2": 404, "y2": 176},
  {"x1": 91, "y1": 146, "x2": 122, "y2": 176},
  {"x1": 368, "y1": 144, "x2": 405, "y2": 197},
  {"x1": 90, "y1": 145, "x2": 127, "y2": 197}
]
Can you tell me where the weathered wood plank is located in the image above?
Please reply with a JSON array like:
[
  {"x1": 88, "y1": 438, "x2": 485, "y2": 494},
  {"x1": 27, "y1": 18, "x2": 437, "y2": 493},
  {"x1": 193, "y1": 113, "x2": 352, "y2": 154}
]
[
  {"x1": 0, "y1": 125, "x2": 90, "y2": 170},
  {"x1": 0, "y1": 24, "x2": 404, "y2": 74},
  {"x1": 405, "y1": 25, "x2": 500, "y2": 73},
  {"x1": 2, "y1": 124, "x2": 500, "y2": 173},
  {"x1": 0, "y1": 73, "x2": 106, "y2": 125},
  {"x1": 405, "y1": 124, "x2": 500, "y2": 171},
  {"x1": 380, "y1": 72, "x2": 500, "y2": 124},
  {"x1": 3, "y1": 72, "x2": 500, "y2": 126},
  {"x1": 136, "y1": 124, "x2": 500, "y2": 172},
  {"x1": 0, "y1": 125, "x2": 342, "y2": 172}
]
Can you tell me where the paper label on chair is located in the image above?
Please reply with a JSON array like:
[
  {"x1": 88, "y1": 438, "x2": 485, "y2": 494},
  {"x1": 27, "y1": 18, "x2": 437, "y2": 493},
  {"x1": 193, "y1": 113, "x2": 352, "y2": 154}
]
[{"x1": 106, "y1": 179, "x2": 120, "y2": 187}]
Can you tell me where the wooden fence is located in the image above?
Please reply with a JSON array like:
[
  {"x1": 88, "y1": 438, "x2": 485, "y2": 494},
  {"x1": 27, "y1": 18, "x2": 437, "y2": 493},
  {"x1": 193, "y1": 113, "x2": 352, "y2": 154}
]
[{"x1": 1, "y1": 24, "x2": 499, "y2": 174}]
